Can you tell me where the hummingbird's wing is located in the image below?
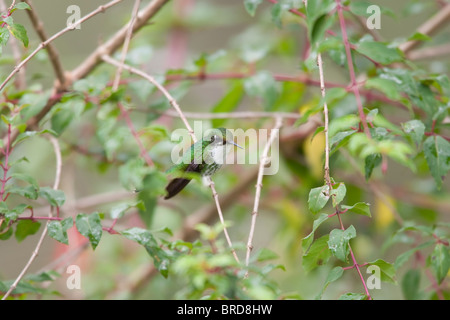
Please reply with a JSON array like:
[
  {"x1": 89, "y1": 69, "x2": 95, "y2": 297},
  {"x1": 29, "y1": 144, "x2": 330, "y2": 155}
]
[{"x1": 164, "y1": 162, "x2": 202, "y2": 199}]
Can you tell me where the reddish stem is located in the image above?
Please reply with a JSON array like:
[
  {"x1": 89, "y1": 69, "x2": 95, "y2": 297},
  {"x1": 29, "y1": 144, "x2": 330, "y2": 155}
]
[
  {"x1": 0, "y1": 124, "x2": 12, "y2": 202},
  {"x1": 17, "y1": 216, "x2": 62, "y2": 221},
  {"x1": 117, "y1": 102, "x2": 154, "y2": 167},
  {"x1": 336, "y1": 0, "x2": 371, "y2": 139},
  {"x1": 335, "y1": 201, "x2": 372, "y2": 299}
]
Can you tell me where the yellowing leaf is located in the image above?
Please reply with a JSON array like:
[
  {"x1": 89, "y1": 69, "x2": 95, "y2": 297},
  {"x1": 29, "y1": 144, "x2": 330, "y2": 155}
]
[
  {"x1": 375, "y1": 195, "x2": 396, "y2": 229},
  {"x1": 304, "y1": 131, "x2": 325, "y2": 179}
]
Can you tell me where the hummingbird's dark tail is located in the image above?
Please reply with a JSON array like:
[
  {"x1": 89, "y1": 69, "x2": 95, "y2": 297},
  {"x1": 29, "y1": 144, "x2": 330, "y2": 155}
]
[{"x1": 164, "y1": 178, "x2": 191, "y2": 199}]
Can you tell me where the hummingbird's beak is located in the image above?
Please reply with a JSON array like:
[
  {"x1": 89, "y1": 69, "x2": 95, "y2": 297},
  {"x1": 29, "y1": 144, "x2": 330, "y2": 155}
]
[{"x1": 226, "y1": 140, "x2": 243, "y2": 149}]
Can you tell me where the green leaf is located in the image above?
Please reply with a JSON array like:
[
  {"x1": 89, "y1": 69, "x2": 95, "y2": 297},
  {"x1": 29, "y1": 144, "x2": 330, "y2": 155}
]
[
  {"x1": 118, "y1": 157, "x2": 151, "y2": 191},
  {"x1": 368, "y1": 259, "x2": 397, "y2": 284},
  {"x1": 13, "y1": 3, "x2": 31, "y2": 10},
  {"x1": 109, "y1": 201, "x2": 144, "y2": 220},
  {"x1": 48, "y1": 217, "x2": 73, "y2": 245},
  {"x1": 8, "y1": 23, "x2": 28, "y2": 47},
  {"x1": 25, "y1": 270, "x2": 60, "y2": 283},
  {"x1": 243, "y1": 0, "x2": 263, "y2": 16},
  {"x1": 330, "y1": 182, "x2": 346, "y2": 207},
  {"x1": 407, "y1": 32, "x2": 431, "y2": 42},
  {"x1": 302, "y1": 213, "x2": 329, "y2": 252},
  {"x1": 212, "y1": 81, "x2": 244, "y2": 127},
  {"x1": 401, "y1": 269, "x2": 421, "y2": 300},
  {"x1": 311, "y1": 126, "x2": 325, "y2": 142},
  {"x1": 39, "y1": 187, "x2": 65, "y2": 207},
  {"x1": 394, "y1": 241, "x2": 434, "y2": 270},
  {"x1": 5, "y1": 185, "x2": 38, "y2": 200},
  {"x1": 327, "y1": 225, "x2": 356, "y2": 262},
  {"x1": 308, "y1": 185, "x2": 330, "y2": 214},
  {"x1": 51, "y1": 98, "x2": 85, "y2": 135},
  {"x1": 255, "y1": 248, "x2": 279, "y2": 262},
  {"x1": 15, "y1": 220, "x2": 41, "y2": 242},
  {"x1": 302, "y1": 235, "x2": 331, "y2": 273},
  {"x1": 10, "y1": 173, "x2": 39, "y2": 189},
  {"x1": 137, "y1": 170, "x2": 168, "y2": 227},
  {"x1": 75, "y1": 213, "x2": 103, "y2": 250},
  {"x1": 129, "y1": 79, "x2": 154, "y2": 102},
  {"x1": 12, "y1": 129, "x2": 57, "y2": 147},
  {"x1": 329, "y1": 114, "x2": 360, "y2": 137},
  {"x1": 244, "y1": 71, "x2": 280, "y2": 111},
  {"x1": 429, "y1": 243, "x2": 450, "y2": 284},
  {"x1": 338, "y1": 292, "x2": 367, "y2": 300},
  {"x1": 330, "y1": 130, "x2": 357, "y2": 151},
  {"x1": 364, "y1": 153, "x2": 382, "y2": 180},
  {"x1": 423, "y1": 136, "x2": 450, "y2": 189},
  {"x1": 0, "y1": 225, "x2": 13, "y2": 240},
  {"x1": 270, "y1": 1, "x2": 293, "y2": 29},
  {"x1": 271, "y1": 3, "x2": 283, "y2": 28},
  {"x1": 1, "y1": 280, "x2": 46, "y2": 295},
  {"x1": 365, "y1": 77, "x2": 402, "y2": 101},
  {"x1": 0, "y1": 27, "x2": 10, "y2": 50},
  {"x1": 356, "y1": 41, "x2": 403, "y2": 65},
  {"x1": 320, "y1": 87, "x2": 348, "y2": 107},
  {"x1": 121, "y1": 227, "x2": 170, "y2": 278},
  {"x1": 402, "y1": 120, "x2": 425, "y2": 146},
  {"x1": 121, "y1": 227, "x2": 157, "y2": 247},
  {"x1": 306, "y1": 0, "x2": 335, "y2": 47},
  {"x1": 316, "y1": 266, "x2": 343, "y2": 299},
  {"x1": 341, "y1": 202, "x2": 371, "y2": 217}
]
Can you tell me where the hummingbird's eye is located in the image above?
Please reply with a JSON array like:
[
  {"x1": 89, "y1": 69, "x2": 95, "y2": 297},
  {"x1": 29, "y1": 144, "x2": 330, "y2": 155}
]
[{"x1": 211, "y1": 135, "x2": 217, "y2": 142}]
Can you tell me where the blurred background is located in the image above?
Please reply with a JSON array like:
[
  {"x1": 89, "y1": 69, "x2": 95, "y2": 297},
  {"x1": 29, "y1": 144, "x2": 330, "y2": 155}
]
[{"x1": 1, "y1": 0, "x2": 449, "y2": 300}]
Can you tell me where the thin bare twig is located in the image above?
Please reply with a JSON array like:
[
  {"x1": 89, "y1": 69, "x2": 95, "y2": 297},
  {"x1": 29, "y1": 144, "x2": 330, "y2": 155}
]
[
  {"x1": 162, "y1": 109, "x2": 302, "y2": 120},
  {"x1": 112, "y1": 0, "x2": 141, "y2": 91},
  {"x1": 408, "y1": 43, "x2": 450, "y2": 61},
  {"x1": 0, "y1": 0, "x2": 25, "y2": 89},
  {"x1": 2, "y1": 136, "x2": 62, "y2": 300},
  {"x1": 318, "y1": 54, "x2": 331, "y2": 188},
  {"x1": 245, "y1": 117, "x2": 282, "y2": 272},
  {"x1": 399, "y1": 3, "x2": 450, "y2": 53},
  {"x1": 102, "y1": 54, "x2": 196, "y2": 142},
  {"x1": 21, "y1": 0, "x2": 66, "y2": 89}
]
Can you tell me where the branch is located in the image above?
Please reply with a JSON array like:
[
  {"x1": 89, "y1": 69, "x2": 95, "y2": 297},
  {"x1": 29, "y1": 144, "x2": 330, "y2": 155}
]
[
  {"x1": 21, "y1": 0, "x2": 66, "y2": 89},
  {"x1": 245, "y1": 117, "x2": 283, "y2": 273},
  {"x1": 70, "y1": 0, "x2": 171, "y2": 82},
  {"x1": 1, "y1": 0, "x2": 170, "y2": 153},
  {"x1": 2, "y1": 136, "x2": 62, "y2": 300},
  {"x1": 0, "y1": 0, "x2": 126, "y2": 93},
  {"x1": 399, "y1": 3, "x2": 450, "y2": 54},
  {"x1": 206, "y1": 178, "x2": 240, "y2": 263},
  {"x1": 408, "y1": 43, "x2": 450, "y2": 61}
]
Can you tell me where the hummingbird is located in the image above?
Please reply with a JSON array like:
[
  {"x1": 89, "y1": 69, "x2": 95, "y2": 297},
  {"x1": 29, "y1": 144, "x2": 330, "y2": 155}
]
[{"x1": 164, "y1": 128, "x2": 243, "y2": 199}]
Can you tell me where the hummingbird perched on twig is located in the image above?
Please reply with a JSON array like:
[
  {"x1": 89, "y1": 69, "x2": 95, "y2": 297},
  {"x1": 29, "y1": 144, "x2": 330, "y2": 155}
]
[{"x1": 164, "y1": 128, "x2": 243, "y2": 199}]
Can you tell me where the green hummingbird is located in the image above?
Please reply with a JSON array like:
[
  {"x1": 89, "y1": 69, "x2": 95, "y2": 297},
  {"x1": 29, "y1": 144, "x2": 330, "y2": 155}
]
[{"x1": 164, "y1": 128, "x2": 243, "y2": 199}]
